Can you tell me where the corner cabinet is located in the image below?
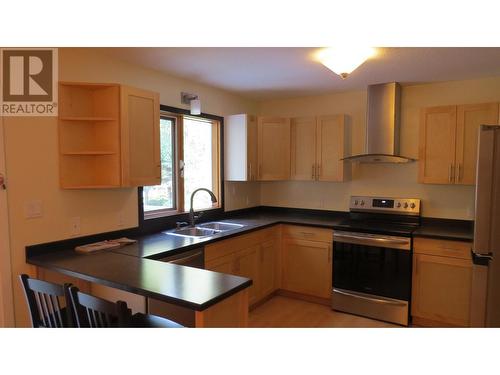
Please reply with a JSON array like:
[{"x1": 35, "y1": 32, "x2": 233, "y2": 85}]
[
  {"x1": 419, "y1": 103, "x2": 498, "y2": 185},
  {"x1": 257, "y1": 116, "x2": 291, "y2": 180},
  {"x1": 205, "y1": 227, "x2": 280, "y2": 307},
  {"x1": 224, "y1": 114, "x2": 258, "y2": 181},
  {"x1": 58, "y1": 82, "x2": 160, "y2": 189}
]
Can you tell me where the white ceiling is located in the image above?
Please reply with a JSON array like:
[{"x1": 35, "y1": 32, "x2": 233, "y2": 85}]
[{"x1": 101, "y1": 47, "x2": 500, "y2": 100}]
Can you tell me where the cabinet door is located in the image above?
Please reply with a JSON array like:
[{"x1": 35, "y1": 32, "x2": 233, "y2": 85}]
[
  {"x1": 290, "y1": 117, "x2": 316, "y2": 180},
  {"x1": 316, "y1": 115, "x2": 345, "y2": 182},
  {"x1": 257, "y1": 117, "x2": 290, "y2": 180},
  {"x1": 120, "y1": 86, "x2": 160, "y2": 187},
  {"x1": 419, "y1": 106, "x2": 457, "y2": 184},
  {"x1": 411, "y1": 254, "x2": 472, "y2": 326},
  {"x1": 247, "y1": 115, "x2": 258, "y2": 181},
  {"x1": 234, "y1": 245, "x2": 260, "y2": 305},
  {"x1": 260, "y1": 239, "x2": 276, "y2": 298},
  {"x1": 456, "y1": 103, "x2": 499, "y2": 185},
  {"x1": 205, "y1": 254, "x2": 235, "y2": 275},
  {"x1": 282, "y1": 238, "x2": 332, "y2": 299}
]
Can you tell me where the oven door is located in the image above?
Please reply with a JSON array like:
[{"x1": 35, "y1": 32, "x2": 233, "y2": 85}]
[{"x1": 333, "y1": 231, "x2": 412, "y2": 301}]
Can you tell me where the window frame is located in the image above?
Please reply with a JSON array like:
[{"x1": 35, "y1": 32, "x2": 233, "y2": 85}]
[{"x1": 138, "y1": 105, "x2": 225, "y2": 232}]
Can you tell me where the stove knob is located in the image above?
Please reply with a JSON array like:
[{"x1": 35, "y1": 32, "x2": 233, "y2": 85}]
[
  {"x1": 397, "y1": 202, "x2": 401, "y2": 208},
  {"x1": 404, "y1": 202, "x2": 409, "y2": 209},
  {"x1": 360, "y1": 200, "x2": 365, "y2": 206},
  {"x1": 354, "y1": 200, "x2": 359, "y2": 205},
  {"x1": 410, "y1": 203, "x2": 416, "y2": 209}
]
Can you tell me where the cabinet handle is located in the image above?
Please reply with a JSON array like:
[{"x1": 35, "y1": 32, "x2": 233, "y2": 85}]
[
  {"x1": 311, "y1": 164, "x2": 315, "y2": 179},
  {"x1": 249, "y1": 163, "x2": 252, "y2": 180},
  {"x1": 456, "y1": 163, "x2": 461, "y2": 183},
  {"x1": 300, "y1": 232, "x2": 314, "y2": 237},
  {"x1": 317, "y1": 164, "x2": 321, "y2": 179},
  {"x1": 448, "y1": 164, "x2": 454, "y2": 183}
]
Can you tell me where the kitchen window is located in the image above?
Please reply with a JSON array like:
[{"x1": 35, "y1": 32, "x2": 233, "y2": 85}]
[{"x1": 142, "y1": 108, "x2": 222, "y2": 220}]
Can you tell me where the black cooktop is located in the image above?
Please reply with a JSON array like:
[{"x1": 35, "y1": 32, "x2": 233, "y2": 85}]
[{"x1": 333, "y1": 212, "x2": 421, "y2": 237}]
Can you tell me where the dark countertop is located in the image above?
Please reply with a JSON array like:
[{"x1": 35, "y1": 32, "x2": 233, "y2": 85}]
[
  {"x1": 27, "y1": 250, "x2": 252, "y2": 311},
  {"x1": 413, "y1": 218, "x2": 474, "y2": 242},
  {"x1": 113, "y1": 210, "x2": 347, "y2": 259},
  {"x1": 26, "y1": 206, "x2": 474, "y2": 312}
]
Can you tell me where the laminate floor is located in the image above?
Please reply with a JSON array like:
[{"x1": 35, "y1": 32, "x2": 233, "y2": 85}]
[{"x1": 249, "y1": 296, "x2": 399, "y2": 328}]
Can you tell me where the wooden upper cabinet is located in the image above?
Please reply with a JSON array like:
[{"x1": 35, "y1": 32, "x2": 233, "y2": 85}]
[
  {"x1": 290, "y1": 114, "x2": 346, "y2": 182},
  {"x1": 419, "y1": 103, "x2": 499, "y2": 185},
  {"x1": 290, "y1": 117, "x2": 317, "y2": 180},
  {"x1": 257, "y1": 116, "x2": 291, "y2": 180},
  {"x1": 419, "y1": 106, "x2": 457, "y2": 184},
  {"x1": 455, "y1": 103, "x2": 499, "y2": 185},
  {"x1": 316, "y1": 115, "x2": 345, "y2": 182},
  {"x1": 58, "y1": 82, "x2": 160, "y2": 189},
  {"x1": 120, "y1": 86, "x2": 160, "y2": 187},
  {"x1": 224, "y1": 114, "x2": 258, "y2": 181}
]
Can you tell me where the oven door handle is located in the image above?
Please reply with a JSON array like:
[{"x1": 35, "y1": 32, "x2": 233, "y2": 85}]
[
  {"x1": 333, "y1": 288, "x2": 408, "y2": 306},
  {"x1": 334, "y1": 233, "x2": 410, "y2": 246}
]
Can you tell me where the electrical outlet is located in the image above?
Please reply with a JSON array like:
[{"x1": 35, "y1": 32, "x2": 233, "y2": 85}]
[
  {"x1": 69, "y1": 217, "x2": 81, "y2": 236},
  {"x1": 24, "y1": 200, "x2": 43, "y2": 219}
]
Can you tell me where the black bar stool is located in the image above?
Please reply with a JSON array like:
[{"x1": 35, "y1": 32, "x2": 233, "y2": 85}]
[
  {"x1": 19, "y1": 274, "x2": 73, "y2": 328},
  {"x1": 67, "y1": 285, "x2": 184, "y2": 328}
]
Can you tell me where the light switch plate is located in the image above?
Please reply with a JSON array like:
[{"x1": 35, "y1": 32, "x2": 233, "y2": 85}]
[{"x1": 24, "y1": 200, "x2": 43, "y2": 219}]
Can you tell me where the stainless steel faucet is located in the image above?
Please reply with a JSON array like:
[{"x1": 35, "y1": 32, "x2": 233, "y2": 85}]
[{"x1": 188, "y1": 188, "x2": 217, "y2": 227}]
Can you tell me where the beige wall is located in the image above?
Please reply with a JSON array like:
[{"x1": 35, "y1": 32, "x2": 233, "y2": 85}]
[
  {"x1": 258, "y1": 76, "x2": 500, "y2": 218},
  {"x1": 3, "y1": 48, "x2": 257, "y2": 326}
]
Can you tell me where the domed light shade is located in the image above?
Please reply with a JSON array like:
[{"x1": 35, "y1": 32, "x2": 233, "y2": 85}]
[{"x1": 315, "y1": 47, "x2": 376, "y2": 79}]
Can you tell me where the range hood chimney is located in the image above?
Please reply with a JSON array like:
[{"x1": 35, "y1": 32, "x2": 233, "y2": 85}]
[{"x1": 342, "y1": 82, "x2": 415, "y2": 163}]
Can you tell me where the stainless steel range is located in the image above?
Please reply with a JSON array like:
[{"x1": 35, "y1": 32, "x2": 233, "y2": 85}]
[{"x1": 332, "y1": 196, "x2": 421, "y2": 326}]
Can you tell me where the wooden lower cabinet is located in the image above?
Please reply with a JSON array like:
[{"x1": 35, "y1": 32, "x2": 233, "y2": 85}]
[
  {"x1": 260, "y1": 239, "x2": 276, "y2": 298},
  {"x1": 234, "y1": 245, "x2": 260, "y2": 305},
  {"x1": 205, "y1": 227, "x2": 280, "y2": 307},
  {"x1": 282, "y1": 237, "x2": 332, "y2": 299},
  {"x1": 411, "y1": 251, "x2": 473, "y2": 327}
]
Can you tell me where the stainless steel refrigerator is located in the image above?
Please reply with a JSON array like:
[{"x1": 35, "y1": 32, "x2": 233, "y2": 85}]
[{"x1": 470, "y1": 125, "x2": 500, "y2": 327}]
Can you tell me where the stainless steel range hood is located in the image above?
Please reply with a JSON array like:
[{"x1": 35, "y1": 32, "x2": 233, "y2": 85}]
[{"x1": 342, "y1": 82, "x2": 415, "y2": 163}]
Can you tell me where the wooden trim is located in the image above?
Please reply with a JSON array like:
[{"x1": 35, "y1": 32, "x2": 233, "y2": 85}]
[{"x1": 176, "y1": 115, "x2": 185, "y2": 212}]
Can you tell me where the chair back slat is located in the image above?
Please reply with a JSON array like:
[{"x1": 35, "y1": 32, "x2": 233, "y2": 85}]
[
  {"x1": 67, "y1": 285, "x2": 131, "y2": 328},
  {"x1": 19, "y1": 274, "x2": 72, "y2": 328}
]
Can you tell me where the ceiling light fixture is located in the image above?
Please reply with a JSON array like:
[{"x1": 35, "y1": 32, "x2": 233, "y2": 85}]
[
  {"x1": 315, "y1": 47, "x2": 376, "y2": 79},
  {"x1": 181, "y1": 92, "x2": 201, "y2": 115}
]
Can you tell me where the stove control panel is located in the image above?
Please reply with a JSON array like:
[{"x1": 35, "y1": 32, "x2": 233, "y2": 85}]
[{"x1": 350, "y1": 196, "x2": 421, "y2": 215}]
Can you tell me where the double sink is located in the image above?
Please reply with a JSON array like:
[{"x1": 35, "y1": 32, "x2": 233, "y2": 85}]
[{"x1": 165, "y1": 222, "x2": 245, "y2": 238}]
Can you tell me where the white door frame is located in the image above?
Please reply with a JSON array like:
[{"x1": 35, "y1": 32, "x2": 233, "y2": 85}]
[{"x1": 0, "y1": 116, "x2": 14, "y2": 327}]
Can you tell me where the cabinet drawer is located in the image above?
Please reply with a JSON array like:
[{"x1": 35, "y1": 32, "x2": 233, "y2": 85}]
[
  {"x1": 205, "y1": 226, "x2": 280, "y2": 262},
  {"x1": 282, "y1": 225, "x2": 332, "y2": 243},
  {"x1": 414, "y1": 237, "x2": 472, "y2": 259}
]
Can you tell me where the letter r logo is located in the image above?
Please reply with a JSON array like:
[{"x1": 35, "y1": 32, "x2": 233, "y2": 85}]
[{"x1": 2, "y1": 49, "x2": 53, "y2": 102}]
